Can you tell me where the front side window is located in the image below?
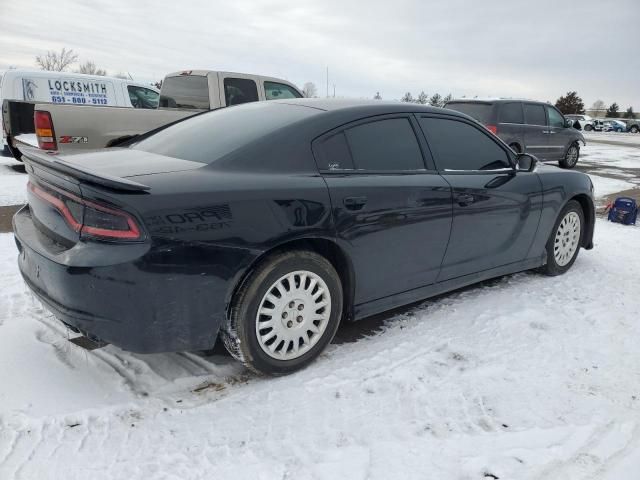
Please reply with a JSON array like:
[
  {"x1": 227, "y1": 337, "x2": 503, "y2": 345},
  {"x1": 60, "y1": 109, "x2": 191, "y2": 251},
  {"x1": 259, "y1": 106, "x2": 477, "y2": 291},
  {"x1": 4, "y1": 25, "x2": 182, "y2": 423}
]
[
  {"x1": 265, "y1": 81, "x2": 302, "y2": 100},
  {"x1": 499, "y1": 103, "x2": 523, "y2": 124},
  {"x1": 224, "y1": 77, "x2": 259, "y2": 106},
  {"x1": 420, "y1": 117, "x2": 510, "y2": 171},
  {"x1": 344, "y1": 118, "x2": 425, "y2": 171},
  {"x1": 523, "y1": 104, "x2": 546, "y2": 126},
  {"x1": 546, "y1": 106, "x2": 564, "y2": 128},
  {"x1": 127, "y1": 85, "x2": 159, "y2": 109}
]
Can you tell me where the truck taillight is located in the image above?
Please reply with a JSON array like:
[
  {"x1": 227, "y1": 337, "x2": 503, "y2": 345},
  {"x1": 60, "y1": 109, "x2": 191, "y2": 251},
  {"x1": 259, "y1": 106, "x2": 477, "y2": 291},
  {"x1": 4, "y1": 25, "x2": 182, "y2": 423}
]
[
  {"x1": 35, "y1": 111, "x2": 58, "y2": 151},
  {"x1": 28, "y1": 181, "x2": 142, "y2": 241},
  {"x1": 486, "y1": 125, "x2": 498, "y2": 135}
]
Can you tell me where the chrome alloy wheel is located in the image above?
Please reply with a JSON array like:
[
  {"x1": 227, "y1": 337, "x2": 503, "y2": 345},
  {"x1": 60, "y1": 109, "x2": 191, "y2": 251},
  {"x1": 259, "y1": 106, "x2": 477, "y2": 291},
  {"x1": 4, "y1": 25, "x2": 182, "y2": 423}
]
[
  {"x1": 255, "y1": 270, "x2": 331, "y2": 360},
  {"x1": 566, "y1": 145, "x2": 579, "y2": 167},
  {"x1": 554, "y1": 211, "x2": 581, "y2": 267}
]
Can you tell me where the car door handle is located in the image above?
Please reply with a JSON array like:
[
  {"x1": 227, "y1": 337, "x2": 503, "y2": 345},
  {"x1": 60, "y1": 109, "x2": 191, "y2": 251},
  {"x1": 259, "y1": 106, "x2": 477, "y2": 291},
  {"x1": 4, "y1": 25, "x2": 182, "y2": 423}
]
[
  {"x1": 343, "y1": 196, "x2": 367, "y2": 210},
  {"x1": 455, "y1": 193, "x2": 475, "y2": 206}
]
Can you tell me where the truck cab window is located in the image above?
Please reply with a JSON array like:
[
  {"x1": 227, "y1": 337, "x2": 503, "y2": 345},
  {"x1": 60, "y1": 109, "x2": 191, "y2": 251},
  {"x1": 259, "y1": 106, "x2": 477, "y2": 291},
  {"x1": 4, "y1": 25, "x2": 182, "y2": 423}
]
[
  {"x1": 265, "y1": 82, "x2": 302, "y2": 100},
  {"x1": 224, "y1": 78, "x2": 259, "y2": 106}
]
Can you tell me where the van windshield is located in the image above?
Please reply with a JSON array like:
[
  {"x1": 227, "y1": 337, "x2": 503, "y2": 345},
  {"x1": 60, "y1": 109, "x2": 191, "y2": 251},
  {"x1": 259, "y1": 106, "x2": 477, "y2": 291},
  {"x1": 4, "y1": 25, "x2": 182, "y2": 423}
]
[
  {"x1": 445, "y1": 102, "x2": 493, "y2": 124},
  {"x1": 159, "y1": 76, "x2": 210, "y2": 110},
  {"x1": 133, "y1": 101, "x2": 319, "y2": 164}
]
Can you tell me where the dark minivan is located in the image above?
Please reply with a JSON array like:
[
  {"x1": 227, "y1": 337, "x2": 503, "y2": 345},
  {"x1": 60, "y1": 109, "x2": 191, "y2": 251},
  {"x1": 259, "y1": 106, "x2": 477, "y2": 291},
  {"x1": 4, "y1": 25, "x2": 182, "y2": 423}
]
[{"x1": 444, "y1": 99, "x2": 585, "y2": 168}]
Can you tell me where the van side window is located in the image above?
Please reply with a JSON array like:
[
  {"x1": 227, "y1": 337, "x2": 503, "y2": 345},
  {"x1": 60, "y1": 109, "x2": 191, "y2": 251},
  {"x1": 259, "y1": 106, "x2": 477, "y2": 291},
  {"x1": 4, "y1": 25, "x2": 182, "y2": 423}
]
[
  {"x1": 546, "y1": 106, "x2": 564, "y2": 128},
  {"x1": 420, "y1": 117, "x2": 510, "y2": 171},
  {"x1": 127, "y1": 86, "x2": 159, "y2": 109},
  {"x1": 265, "y1": 82, "x2": 302, "y2": 100},
  {"x1": 523, "y1": 104, "x2": 546, "y2": 126},
  {"x1": 499, "y1": 102, "x2": 523, "y2": 124},
  {"x1": 224, "y1": 78, "x2": 259, "y2": 106}
]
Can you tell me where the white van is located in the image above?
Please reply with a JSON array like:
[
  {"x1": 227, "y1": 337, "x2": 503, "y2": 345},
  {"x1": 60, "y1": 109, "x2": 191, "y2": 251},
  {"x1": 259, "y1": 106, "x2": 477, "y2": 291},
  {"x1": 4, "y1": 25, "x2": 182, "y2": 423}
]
[{"x1": 1, "y1": 69, "x2": 159, "y2": 154}]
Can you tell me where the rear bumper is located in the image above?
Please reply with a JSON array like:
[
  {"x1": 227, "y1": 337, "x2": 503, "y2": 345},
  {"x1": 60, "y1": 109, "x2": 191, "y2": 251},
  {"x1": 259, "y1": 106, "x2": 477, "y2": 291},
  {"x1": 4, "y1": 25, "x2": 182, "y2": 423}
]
[{"x1": 13, "y1": 206, "x2": 228, "y2": 353}]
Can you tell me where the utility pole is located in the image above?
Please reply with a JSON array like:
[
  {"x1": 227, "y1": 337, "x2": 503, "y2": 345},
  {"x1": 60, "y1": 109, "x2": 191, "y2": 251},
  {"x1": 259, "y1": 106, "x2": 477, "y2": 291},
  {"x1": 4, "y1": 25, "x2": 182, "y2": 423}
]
[
  {"x1": 333, "y1": 84, "x2": 336, "y2": 98},
  {"x1": 326, "y1": 66, "x2": 329, "y2": 98}
]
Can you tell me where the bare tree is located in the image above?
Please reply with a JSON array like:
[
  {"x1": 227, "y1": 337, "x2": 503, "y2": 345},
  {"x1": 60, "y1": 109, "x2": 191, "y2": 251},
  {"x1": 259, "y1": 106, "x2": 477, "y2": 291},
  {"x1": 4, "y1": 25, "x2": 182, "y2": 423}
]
[
  {"x1": 35, "y1": 48, "x2": 78, "y2": 72},
  {"x1": 302, "y1": 82, "x2": 318, "y2": 98},
  {"x1": 76, "y1": 60, "x2": 107, "y2": 76},
  {"x1": 591, "y1": 99, "x2": 606, "y2": 115},
  {"x1": 373, "y1": 92, "x2": 382, "y2": 100}
]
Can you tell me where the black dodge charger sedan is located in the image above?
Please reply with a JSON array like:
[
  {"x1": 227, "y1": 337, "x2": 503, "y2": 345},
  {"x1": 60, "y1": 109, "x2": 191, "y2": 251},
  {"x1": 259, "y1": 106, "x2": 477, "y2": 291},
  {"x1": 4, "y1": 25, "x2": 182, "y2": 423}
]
[{"x1": 13, "y1": 99, "x2": 595, "y2": 375}]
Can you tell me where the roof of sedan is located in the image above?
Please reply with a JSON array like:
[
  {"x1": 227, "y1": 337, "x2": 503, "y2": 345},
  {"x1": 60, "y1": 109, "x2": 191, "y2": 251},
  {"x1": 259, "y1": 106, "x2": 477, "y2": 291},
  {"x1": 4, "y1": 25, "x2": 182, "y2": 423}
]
[{"x1": 273, "y1": 98, "x2": 463, "y2": 116}]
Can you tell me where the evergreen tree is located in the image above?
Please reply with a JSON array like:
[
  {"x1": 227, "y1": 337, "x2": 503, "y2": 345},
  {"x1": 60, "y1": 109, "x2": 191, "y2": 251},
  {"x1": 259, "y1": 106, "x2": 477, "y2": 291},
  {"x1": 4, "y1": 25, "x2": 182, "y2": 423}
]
[
  {"x1": 624, "y1": 107, "x2": 635, "y2": 119},
  {"x1": 442, "y1": 93, "x2": 453, "y2": 105},
  {"x1": 401, "y1": 92, "x2": 414, "y2": 103},
  {"x1": 373, "y1": 92, "x2": 382, "y2": 100},
  {"x1": 554, "y1": 91, "x2": 585, "y2": 114},
  {"x1": 416, "y1": 91, "x2": 428, "y2": 104},
  {"x1": 429, "y1": 93, "x2": 442, "y2": 107},
  {"x1": 605, "y1": 103, "x2": 619, "y2": 118}
]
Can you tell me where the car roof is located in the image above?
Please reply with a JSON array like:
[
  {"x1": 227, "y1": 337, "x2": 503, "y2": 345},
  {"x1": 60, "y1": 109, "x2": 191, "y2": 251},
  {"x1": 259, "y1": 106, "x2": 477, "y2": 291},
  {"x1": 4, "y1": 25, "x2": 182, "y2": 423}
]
[
  {"x1": 269, "y1": 97, "x2": 468, "y2": 117},
  {"x1": 446, "y1": 98, "x2": 550, "y2": 105}
]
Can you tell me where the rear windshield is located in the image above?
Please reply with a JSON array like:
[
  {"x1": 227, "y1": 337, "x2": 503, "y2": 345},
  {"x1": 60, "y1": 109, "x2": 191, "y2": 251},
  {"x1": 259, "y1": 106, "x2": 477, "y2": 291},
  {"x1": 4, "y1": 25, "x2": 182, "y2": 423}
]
[
  {"x1": 159, "y1": 76, "x2": 209, "y2": 109},
  {"x1": 444, "y1": 102, "x2": 493, "y2": 124},
  {"x1": 133, "y1": 102, "x2": 319, "y2": 164}
]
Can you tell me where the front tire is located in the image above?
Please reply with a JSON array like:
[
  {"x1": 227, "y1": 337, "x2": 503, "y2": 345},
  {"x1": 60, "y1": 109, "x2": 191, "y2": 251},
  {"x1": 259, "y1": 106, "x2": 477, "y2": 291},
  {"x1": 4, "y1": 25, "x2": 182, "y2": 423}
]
[
  {"x1": 538, "y1": 200, "x2": 584, "y2": 276},
  {"x1": 221, "y1": 250, "x2": 343, "y2": 375},
  {"x1": 559, "y1": 142, "x2": 580, "y2": 169},
  {"x1": 630, "y1": 126, "x2": 639, "y2": 134},
  {"x1": 584, "y1": 124, "x2": 593, "y2": 131}
]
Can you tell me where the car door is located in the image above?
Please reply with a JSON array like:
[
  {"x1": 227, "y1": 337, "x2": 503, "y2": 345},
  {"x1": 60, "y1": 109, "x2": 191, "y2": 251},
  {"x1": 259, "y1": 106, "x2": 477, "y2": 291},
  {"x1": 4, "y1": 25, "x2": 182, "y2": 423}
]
[
  {"x1": 545, "y1": 105, "x2": 571, "y2": 160},
  {"x1": 314, "y1": 115, "x2": 453, "y2": 305},
  {"x1": 522, "y1": 103, "x2": 550, "y2": 159},
  {"x1": 418, "y1": 114, "x2": 543, "y2": 282}
]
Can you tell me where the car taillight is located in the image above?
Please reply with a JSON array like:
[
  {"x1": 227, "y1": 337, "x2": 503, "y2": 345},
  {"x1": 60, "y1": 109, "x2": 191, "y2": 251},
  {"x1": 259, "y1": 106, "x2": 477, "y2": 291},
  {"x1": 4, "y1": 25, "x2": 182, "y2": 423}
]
[
  {"x1": 28, "y1": 181, "x2": 142, "y2": 241},
  {"x1": 486, "y1": 124, "x2": 498, "y2": 135},
  {"x1": 35, "y1": 111, "x2": 58, "y2": 151}
]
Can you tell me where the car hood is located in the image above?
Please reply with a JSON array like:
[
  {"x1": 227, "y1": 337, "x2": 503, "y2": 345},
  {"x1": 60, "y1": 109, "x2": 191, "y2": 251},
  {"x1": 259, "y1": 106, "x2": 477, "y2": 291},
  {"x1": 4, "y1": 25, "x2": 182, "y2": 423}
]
[{"x1": 58, "y1": 148, "x2": 205, "y2": 178}]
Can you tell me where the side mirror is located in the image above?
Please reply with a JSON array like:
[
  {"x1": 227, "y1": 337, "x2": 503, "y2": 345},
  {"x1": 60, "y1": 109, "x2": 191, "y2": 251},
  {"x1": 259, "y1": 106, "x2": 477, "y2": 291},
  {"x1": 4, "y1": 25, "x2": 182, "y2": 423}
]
[{"x1": 516, "y1": 153, "x2": 538, "y2": 172}]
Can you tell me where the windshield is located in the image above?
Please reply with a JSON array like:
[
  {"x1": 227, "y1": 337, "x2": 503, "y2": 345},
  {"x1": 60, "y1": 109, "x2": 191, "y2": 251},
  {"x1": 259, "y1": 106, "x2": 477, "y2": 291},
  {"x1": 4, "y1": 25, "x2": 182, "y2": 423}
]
[
  {"x1": 444, "y1": 102, "x2": 493, "y2": 124},
  {"x1": 133, "y1": 101, "x2": 319, "y2": 164}
]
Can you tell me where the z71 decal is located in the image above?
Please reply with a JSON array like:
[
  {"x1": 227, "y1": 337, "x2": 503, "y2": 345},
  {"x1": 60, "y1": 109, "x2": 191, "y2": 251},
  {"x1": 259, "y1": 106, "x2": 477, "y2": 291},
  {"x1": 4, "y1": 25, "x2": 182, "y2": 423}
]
[{"x1": 59, "y1": 136, "x2": 88, "y2": 144}]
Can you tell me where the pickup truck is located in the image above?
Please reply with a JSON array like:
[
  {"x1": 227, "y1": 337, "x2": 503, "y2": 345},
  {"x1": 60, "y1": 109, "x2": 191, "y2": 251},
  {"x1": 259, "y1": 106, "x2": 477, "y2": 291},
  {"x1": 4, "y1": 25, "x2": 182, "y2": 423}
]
[{"x1": 2, "y1": 70, "x2": 303, "y2": 160}]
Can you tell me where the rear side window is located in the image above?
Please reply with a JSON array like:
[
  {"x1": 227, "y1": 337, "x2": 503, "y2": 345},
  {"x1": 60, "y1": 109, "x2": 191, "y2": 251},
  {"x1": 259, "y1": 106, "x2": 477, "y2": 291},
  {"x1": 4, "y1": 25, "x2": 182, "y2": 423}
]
[
  {"x1": 444, "y1": 102, "x2": 493, "y2": 124},
  {"x1": 133, "y1": 102, "x2": 319, "y2": 164},
  {"x1": 224, "y1": 78, "x2": 259, "y2": 106},
  {"x1": 265, "y1": 82, "x2": 302, "y2": 100},
  {"x1": 344, "y1": 118, "x2": 425, "y2": 171},
  {"x1": 499, "y1": 103, "x2": 523, "y2": 124},
  {"x1": 524, "y1": 104, "x2": 546, "y2": 126},
  {"x1": 316, "y1": 133, "x2": 354, "y2": 170},
  {"x1": 420, "y1": 117, "x2": 510, "y2": 171},
  {"x1": 159, "y1": 76, "x2": 209, "y2": 109}
]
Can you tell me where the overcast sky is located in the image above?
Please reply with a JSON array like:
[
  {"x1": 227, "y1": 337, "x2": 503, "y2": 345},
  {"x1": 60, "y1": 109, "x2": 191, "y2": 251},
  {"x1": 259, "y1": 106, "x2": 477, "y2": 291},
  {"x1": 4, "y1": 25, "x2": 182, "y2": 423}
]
[{"x1": 1, "y1": 0, "x2": 638, "y2": 109}]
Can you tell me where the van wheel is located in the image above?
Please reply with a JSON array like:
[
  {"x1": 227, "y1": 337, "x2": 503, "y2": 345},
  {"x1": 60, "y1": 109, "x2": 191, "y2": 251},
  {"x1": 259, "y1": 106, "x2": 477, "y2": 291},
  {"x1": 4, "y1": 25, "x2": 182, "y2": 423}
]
[
  {"x1": 538, "y1": 200, "x2": 584, "y2": 276},
  {"x1": 631, "y1": 126, "x2": 639, "y2": 134},
  {"x1": 221, "y1": 250, "x2": 343, "y2": 375},
  {"x1": 584, "y1": 124, "x2": 593, "y2": 131},
  {"x1": 559, "y1": 142, "x2": 579, "y2": 169}
]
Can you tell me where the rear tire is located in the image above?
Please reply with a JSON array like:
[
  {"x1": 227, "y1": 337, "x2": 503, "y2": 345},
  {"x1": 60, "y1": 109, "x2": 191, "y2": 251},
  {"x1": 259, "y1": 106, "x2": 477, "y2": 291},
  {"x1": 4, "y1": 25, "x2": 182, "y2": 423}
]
[
  {"x1": 538, "y1": 200, "x2": 584, "y2": 276},
  {"x1": 584, "y1": 124, "x2": 593, "y2": 132},
  {"x1": 631, "y1": 126, "x2": 639, "y2": 134},
  {"x1": 221, "y1": 250, "x2": 343, "y2": 375},
  {"x1": 559, "y1": 142, "x2": 579, "y2": 169}
]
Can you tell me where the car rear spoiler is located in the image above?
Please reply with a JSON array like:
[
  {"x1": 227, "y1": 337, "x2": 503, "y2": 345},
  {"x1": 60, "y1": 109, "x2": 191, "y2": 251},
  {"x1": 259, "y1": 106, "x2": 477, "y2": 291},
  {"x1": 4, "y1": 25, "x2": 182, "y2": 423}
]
[{"x1": 21, "y1": 147, "x2": 150, "y2": 192}]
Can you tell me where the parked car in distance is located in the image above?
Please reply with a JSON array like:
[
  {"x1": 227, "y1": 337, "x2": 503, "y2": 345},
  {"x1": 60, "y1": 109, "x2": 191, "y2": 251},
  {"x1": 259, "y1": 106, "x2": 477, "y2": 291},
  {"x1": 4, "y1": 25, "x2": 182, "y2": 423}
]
[
  {"x1": 1, "y1": 69, "x2": 159, "y2": 160},
  {"x1": 2, "y1": 70, "x2": 302, "y2": 161},
  {"x1": 603, "y1": 120, "x2": 626, "y2": 132},
  {"x1": 444, "y1": 99, "x2": 586, "y2": 168},
  {"x1": 565, "y1": 114, "x2": 594, "y2": 131},
  {"x1": 13, "y1": 99, "x2": 595, "y2": 375},
  {"x1": 626, "y1": 120, "x2": 640, "y2": 133}
]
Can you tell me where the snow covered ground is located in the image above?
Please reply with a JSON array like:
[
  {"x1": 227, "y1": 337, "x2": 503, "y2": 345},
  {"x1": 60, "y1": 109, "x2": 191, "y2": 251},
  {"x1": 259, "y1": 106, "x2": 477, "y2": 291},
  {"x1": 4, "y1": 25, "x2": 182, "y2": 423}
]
[
  {"x1": 0, "y1": 156, "x2": 27, "y2": 207},
  {"x1": 1, "y1": 143, "x2": 639, "y2": 480},
  {"x1": 583, "y1": 131, "x2": 640, "y2": 147}
]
